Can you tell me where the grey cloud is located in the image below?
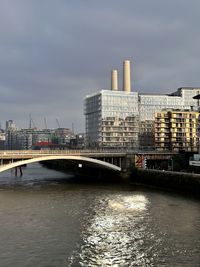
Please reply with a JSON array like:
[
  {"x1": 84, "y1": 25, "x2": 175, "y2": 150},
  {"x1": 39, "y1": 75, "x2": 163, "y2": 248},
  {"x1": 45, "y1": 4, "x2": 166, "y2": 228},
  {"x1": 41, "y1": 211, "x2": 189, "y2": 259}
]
[{"x1": 0, "y1": 0, "x2": 200, "y2": 131}]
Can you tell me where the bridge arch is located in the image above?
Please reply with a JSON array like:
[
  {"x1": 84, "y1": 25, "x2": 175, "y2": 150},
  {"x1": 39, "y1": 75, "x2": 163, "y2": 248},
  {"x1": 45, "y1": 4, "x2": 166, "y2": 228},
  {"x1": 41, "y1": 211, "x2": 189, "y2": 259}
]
[{"x1": 0, "y1": 155, "x2": 121, "y2": 173}]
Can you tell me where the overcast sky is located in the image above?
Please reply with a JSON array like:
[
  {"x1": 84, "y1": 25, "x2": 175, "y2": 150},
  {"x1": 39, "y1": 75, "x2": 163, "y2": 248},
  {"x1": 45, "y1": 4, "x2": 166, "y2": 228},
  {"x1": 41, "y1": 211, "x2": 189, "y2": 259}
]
[{"x1": 0, "y1": 0, "x2": 200, "y2": 131}]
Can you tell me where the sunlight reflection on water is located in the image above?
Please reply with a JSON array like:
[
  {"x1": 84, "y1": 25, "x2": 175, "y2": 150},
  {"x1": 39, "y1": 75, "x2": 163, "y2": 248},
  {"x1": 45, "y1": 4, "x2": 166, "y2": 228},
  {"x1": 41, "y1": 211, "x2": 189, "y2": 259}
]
[{"x1": 68, "y1": 194, "x2": 156, "y2": 267}]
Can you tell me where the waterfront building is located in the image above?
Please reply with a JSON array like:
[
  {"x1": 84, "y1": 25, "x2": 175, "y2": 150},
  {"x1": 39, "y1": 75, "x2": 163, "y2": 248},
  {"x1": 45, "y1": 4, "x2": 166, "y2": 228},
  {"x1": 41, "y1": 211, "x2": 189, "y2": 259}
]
[
  {"x1": 138, "y1": 88, "x2": 200, "y2": 149},
  {"x1": 85, "y1": 90, "x2": 139, "y2": 148},
  {"x1": 4, "y1": 123, "x2": 75, "y2": 150},
  {"x1": 70, "y1": 133, "x2": 85, "y2": 149},
  {"x1": 53, "y1": 128, "x2": 74, "y2": 146},
  {"x1": 138, "y1": 92, "x2": 192, "y2": 149},
  {"x1": 84, "y1": 60, "x2": 200, "y2": 149},
  {"x1": 0, "y1": 130, "x2": 5, "y2": 150},
  {"x1": 5, "y1": 128, "x2": 47, "y2": 150},
  {"x1": 154, "y1": 109, "x2": 199, "y2": 152}
]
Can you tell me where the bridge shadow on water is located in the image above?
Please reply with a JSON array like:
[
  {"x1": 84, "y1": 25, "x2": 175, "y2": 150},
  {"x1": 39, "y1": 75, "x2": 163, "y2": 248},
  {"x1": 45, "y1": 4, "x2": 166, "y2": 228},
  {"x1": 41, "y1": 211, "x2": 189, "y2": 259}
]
[
  {"x1": 41, "y1": 159, "x2": 124, "y2": 185},
  {"x1": 0, "y1": 161, "x2": 125, "y2": 189}
]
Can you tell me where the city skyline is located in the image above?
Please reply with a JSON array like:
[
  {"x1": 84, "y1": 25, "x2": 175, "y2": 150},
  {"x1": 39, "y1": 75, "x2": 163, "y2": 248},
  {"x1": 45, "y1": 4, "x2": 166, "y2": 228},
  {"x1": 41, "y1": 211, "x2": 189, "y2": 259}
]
[{"x1": 0, "y1": 1, "x2": 200, "y2": 131}]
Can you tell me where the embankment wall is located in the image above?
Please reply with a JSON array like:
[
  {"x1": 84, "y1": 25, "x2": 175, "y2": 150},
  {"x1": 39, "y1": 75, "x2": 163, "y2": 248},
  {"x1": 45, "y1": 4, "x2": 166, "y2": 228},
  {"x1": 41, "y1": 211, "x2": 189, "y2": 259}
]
[{"x1": 130, "y1": 169, "x2": 200, "y2": 194}]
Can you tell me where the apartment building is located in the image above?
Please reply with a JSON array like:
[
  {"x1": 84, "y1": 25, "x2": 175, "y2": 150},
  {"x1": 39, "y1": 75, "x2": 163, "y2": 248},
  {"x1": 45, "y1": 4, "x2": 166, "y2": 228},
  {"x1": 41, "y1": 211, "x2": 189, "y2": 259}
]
[{"x1": 155, "y1": 109, "x2": 199, "y2": 152}]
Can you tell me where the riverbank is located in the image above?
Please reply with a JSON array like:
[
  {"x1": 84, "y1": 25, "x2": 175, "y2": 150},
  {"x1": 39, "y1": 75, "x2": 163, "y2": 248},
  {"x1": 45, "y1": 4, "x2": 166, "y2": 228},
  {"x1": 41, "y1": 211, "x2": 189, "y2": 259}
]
[{"x1": 129, "y1": 168, "x2": 200, "y2": 195}]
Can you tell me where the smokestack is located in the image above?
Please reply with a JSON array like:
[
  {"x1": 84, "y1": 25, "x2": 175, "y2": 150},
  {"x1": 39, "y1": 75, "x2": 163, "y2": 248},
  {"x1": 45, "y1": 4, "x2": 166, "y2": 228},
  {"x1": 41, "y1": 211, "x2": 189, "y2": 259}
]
[
  {"x1": 123, "y1": 60, "x2": 131, "y2": 93},
  {"x1": 111, "y1": 69, "x2": 118, "y2": 91}
]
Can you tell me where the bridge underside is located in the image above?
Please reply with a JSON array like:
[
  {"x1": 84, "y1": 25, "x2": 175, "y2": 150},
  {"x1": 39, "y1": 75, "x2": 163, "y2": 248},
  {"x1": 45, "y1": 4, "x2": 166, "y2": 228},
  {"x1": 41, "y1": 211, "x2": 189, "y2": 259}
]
[{"x1": 0, "y1": 155, "x2": 121, "y2": 174}]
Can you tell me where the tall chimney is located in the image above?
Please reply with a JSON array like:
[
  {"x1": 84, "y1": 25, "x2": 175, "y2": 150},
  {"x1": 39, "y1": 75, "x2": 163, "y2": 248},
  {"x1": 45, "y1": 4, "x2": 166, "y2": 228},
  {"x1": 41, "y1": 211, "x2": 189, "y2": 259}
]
[
  {"x1": 111, "y1": 69, "x2": 118, "y2": 91},
  {"x1": 123, "y1": 60, "x2": 131, "y2": 93}
]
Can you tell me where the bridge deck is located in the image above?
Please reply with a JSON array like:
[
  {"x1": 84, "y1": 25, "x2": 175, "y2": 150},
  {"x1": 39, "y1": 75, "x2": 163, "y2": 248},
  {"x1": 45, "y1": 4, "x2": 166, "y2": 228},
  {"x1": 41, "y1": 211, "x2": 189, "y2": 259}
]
[{"x1": 0, "y1": 150, "x2": 127, "y2": 158}]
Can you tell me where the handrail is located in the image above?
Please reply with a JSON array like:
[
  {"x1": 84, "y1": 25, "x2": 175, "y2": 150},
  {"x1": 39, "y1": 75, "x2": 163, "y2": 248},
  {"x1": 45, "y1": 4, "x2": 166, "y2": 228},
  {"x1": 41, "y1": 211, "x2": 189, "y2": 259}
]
[
  {"x1": 0, "y1": 149, "x2": 177, "y2": 155},
  {"x1": 0, "y1": 149, "x2": 131, "y2": 155}
]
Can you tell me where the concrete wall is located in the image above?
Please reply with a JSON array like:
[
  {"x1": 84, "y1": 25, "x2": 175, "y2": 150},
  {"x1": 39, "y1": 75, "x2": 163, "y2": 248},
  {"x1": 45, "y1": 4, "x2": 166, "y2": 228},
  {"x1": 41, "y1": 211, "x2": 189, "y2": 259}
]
[{"x1": 131, "y1": 169, "x2": 200, "y2": 194}]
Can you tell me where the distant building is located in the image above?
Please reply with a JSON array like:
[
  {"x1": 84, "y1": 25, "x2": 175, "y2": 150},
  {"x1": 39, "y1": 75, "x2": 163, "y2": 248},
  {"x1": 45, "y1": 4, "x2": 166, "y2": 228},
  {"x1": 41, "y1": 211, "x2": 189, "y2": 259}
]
[
  {"x1": 70, "y1": 133, "x2": 85, "y2": 149},
  {"x1": 5, "y1": 128, "x2": 48, "y2": 150},
  {"x1": 154, "y1": 109, "x2": 199, "y2": 152},
  {"x1": 0, "y1": 130, "x2": 5, "y2": 150},
  {"x1": 4, "y1": 123, "x2": 75, "y2": 150},
  {"x1": 5, "y1": 120, "x2": 16, "y2": 131},
  {"x1": 52, "y1": 128, "x2": 74, "y2": 147}
]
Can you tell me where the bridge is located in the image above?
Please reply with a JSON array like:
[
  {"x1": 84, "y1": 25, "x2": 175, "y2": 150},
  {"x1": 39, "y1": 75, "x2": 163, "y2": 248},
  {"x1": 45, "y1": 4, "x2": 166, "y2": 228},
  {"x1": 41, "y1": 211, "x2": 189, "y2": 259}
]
[
  {"x1": 0, "y1": 150, "x2": 177, "y2": 175},
  {"x1": 0, "y1": 150, "x2": 125, "y2": 175}
]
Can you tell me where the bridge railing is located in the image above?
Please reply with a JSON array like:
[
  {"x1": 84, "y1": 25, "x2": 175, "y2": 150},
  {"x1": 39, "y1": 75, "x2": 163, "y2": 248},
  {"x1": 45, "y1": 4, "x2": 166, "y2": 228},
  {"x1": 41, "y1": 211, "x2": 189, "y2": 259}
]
[
  {"x1": 0, "y1": 149, "x2": 129, "y2": 156},
  {"x1": 0, "y1": 150, "x2": 82, "y2": 155},
  {"x1": 0, "y1": 149, "x2": 177, "y2": 156}
]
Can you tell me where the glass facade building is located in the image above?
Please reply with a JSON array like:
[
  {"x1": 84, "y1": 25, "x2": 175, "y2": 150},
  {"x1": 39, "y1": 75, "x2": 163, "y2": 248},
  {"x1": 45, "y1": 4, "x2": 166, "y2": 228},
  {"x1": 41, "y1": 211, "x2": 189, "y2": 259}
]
[
  {"x1": 85, "y1": 90, "x2": 139, "y2": 148},
  {"x1": 170, "y1": 87, "x2": 200, "y2": 107}
]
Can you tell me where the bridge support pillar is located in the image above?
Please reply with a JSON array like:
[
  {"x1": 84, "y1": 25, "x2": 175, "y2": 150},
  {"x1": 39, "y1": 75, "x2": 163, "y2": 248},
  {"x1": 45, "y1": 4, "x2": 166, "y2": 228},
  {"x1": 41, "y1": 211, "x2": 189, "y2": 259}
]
[
  {"x1": 15, "y1": 167, "x2": 23, "y2": 176},
  {"x1": 120, "y1": 156, "x2": 135, "y2": 172}
]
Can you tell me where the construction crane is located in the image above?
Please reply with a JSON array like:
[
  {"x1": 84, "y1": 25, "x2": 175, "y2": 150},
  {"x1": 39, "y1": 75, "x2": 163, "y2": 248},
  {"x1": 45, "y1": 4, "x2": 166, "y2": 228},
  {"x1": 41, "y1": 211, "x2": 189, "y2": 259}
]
[
  {"x1": 44, "y1": 117, "x2": 47, "y2": 129},
  {"x1": 29, "y1": 114, "x2": 36, "y2": 129},
  {"x1": 56, "y1": 118, "x2": 61, "y2": 128}
]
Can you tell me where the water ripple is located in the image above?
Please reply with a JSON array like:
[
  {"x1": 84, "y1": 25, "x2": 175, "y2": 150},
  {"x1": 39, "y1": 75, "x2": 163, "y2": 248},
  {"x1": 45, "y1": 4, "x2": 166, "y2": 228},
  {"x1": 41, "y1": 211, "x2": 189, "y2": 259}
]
[{"x1": 68, "y1": 194, "x2": 157, "y2": 267}]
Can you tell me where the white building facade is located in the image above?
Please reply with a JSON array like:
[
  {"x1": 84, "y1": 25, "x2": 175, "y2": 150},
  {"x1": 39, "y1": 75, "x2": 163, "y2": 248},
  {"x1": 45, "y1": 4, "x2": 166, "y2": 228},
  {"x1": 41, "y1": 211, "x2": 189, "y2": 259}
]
[{"x1": 85, "y1": 90, "x2": 139, "y2": 148}]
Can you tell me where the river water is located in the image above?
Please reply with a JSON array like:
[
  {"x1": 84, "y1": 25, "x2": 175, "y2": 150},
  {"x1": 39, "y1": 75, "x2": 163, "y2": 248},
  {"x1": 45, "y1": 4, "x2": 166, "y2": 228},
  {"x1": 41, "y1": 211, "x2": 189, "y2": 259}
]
[{"x1": 0, "y1": 163, "x2": 199, "y2": 267}]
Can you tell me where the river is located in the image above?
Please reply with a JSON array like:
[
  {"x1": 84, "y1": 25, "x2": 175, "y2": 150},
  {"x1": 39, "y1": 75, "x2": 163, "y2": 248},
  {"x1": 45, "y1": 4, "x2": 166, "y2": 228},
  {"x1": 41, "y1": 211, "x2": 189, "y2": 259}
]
[{"x1": 0, "y1": 163, "x2": 199, "y2": 267}]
